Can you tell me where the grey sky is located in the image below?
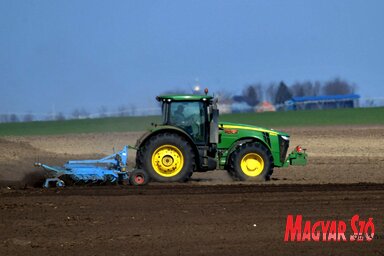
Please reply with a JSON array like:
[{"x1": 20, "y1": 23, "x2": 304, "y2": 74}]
[{"x1": 1, "y1": 0, "x2": 383, "y2": 115}]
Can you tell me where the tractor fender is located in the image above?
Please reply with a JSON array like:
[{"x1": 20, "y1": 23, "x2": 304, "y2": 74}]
[
  {"x1": 135, "y1": 126, "x2": 200, "y2": 165},
  {"x1": 224, "y1": 137, "x2": 274, "y2": 166}
]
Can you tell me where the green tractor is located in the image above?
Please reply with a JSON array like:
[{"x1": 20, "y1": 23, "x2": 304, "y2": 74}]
[{"x1": 135, "y1": 93, "x2": 307, "y2": 182}]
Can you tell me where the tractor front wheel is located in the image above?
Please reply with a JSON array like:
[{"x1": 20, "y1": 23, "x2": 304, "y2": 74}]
[
  {"x1": 137, "y1": 133, "x2": 194, "y2": 182},
  {"x1": 228, "y1": 142, "x2": 273, "y2": 181}
]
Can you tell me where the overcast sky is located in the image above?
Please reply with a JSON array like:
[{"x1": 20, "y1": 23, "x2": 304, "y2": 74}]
[{"x1": 1, "y1": 0, "x2": 384, "y2": 115}]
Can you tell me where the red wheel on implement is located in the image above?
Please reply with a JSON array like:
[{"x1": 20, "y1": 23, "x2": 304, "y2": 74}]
[
  {"x1": 134, "y1": 175, "x2": 144, "y2": 184},
  {"x1": 129, "y1": 169, "x2": 149, "y2": 186}
]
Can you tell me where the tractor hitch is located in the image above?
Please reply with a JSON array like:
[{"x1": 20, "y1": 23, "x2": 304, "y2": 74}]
[{"x1": 284, "y1": 145, "x2": 308, "y2": 167}]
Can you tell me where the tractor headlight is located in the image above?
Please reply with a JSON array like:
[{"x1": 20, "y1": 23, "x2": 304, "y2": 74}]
[{"x1": 281, "y1": 135, "x2": 289, "y2": 141}]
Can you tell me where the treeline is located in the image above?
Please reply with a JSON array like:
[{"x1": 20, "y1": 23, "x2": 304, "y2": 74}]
[
  {"x1": 0, "y1": 104, "x2": 139, "y2": 123},
  {"x1": 219, "y1": 77, "x2": 356, "y2": 107},
  {"x1": 0, "y1": 112, "x2": 68, "y2": 123},
  {"x1": 1, "y1": 77, "x2": 357, "y2": 123}
]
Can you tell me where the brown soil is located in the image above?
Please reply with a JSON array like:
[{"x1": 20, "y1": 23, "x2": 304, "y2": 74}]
[
  {"x1": 1, "y1": 126, "x2": 383, "y2": 185},
  {"x1": 0, "y1": 126, "x2": 383, "y2": 255},
  {"x1": 0, "y1": 184, "x2": 383, "y2": 256}
]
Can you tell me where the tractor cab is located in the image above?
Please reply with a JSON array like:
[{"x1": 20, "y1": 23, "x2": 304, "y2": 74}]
[{"x1": 157, "y1": 94, "x2": 219, "y2": 146}]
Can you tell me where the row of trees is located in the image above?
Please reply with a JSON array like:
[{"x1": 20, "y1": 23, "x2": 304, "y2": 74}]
[
  {"x1": 227, "y1": 77, "x2": 356, "y2": 107},
  {"x1": 0, "y1": 104, "x2": 140, "y2": 123},
  {"x1": 0, "y1": 112, "x2": 70, "y2": 123},
  {"x1": 1, "y1": 77, "x2": 357, "y2": 123}
]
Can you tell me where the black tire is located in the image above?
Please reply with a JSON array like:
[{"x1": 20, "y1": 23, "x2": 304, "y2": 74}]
[
  {"x1": 227, "y1": 142, "x2": 273, "y2": 181},
  {"x1": 129, "y1": 169, "x2": 149, "y2": 186},
  {"x1": 136, "y1": 133, "x2": 195, "y2": 182}
]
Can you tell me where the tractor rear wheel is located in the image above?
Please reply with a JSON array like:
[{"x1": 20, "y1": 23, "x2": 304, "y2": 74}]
[
  {"x1": 228, "y1": 142, "x2": 273, "y2": 181},
  {"x1": 137, "y1": 133, "x2": 194, "y2": 182}
]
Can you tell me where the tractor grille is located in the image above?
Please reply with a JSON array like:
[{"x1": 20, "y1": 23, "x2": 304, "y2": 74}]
[
  {"x1": 263, "y1": 132, "x2": 271, "y2": 147},
  {"x1": 278, "y1": 135, "x2": 290, "y2": 164}
]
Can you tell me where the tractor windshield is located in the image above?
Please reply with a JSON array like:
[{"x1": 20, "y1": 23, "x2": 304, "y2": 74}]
[{"x1": 168, "y1": 101, "x2": 206, "y2": 143}]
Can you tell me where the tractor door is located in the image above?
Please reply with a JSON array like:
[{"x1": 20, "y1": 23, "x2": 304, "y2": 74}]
[{"x1": 168, "y1": 101, "x2": 207, "y2": 144}]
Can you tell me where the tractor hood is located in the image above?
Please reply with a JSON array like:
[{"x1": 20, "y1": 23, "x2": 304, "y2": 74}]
[{"x1": 219, "y1": 122, "x2": 289, "y2": 137}]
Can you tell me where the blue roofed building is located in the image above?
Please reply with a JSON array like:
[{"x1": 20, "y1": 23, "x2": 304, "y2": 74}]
[{"x1": 285, "y1": 94, "x2": 360, "y2": 110}]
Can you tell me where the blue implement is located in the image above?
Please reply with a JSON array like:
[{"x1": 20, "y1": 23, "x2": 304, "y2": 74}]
[{"x1": 35, "y1": 146, "x2": 133, "y2": 188}]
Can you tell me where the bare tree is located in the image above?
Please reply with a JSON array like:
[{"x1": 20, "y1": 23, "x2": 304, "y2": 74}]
[
  {"x1": 72, "y1": 109, "x2": 80, "y2": 119},
  {"x1": 118, "y1": 105, "x2": 129, "y2": 117},
  {"x1": 322, "y1": 78, "x2": 355, "y2": 95},
  {"x1": 275, "y1": 81, "x2": 292, "y2": 105},
  {"x1": 291, "y1": 81, "x2": 321, "y2": 97},
  {"x1": 23, "y1": 113, "x2": 34, "y2": 122},
  {"x1": 129, "y1": 104, "x2": 137, "y2": 116},
  {"x1": 10, "y1": 114, "x2": 19, "y2": 123},
  {"x1": 265, "y1": 82, "x2": 278, "y2": 103},
  {"x1": 55, "y1": 112, "x2": 66, "y2": 121},
  {"x1": 79, "y1": 108, "x2": 89, "y2": 118},
  {"x1": 291, "y1": 81, "x2": 308, "y2": 97},
  {"x1": 0, "y1": 114, "x2": 10, "y2": 123},
  {"x1": 72, "y1": 108, "x2": 89, "y2": 119},
  {"x1": 236, "y1": 84, "x2": 262, "y2": 107},
  {"x1": 313, "y1": 81, "x2": 321, "y2": 96},
  {"x1": 216, "y1": 90, "x2": 234, "y2": 104},
  {"x1": 98, "y1": 106, "x2": 108, "y2": 118}
]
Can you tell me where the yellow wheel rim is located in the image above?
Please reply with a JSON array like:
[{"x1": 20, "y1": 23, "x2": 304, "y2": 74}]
[
  {"x1": 152, "y1": 144, "x2": 184, "y2": 177},
  {"x1": 240, "y1": 153, "x2": 264, "y2": 177}
]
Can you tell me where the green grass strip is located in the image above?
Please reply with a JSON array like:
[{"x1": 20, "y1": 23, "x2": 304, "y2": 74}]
[{"x1": 0, "y1": 107, "x2": 383, "y2": 136}]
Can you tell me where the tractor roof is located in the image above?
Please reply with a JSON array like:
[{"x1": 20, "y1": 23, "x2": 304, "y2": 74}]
[{"x1": 156, "y1": 94, "x2": 213, "y2": 102}]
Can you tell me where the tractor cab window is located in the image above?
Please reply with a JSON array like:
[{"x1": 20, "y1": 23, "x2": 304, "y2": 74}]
[{"x1": 169, "y1": 101, "x2": 206, "y2": 143}]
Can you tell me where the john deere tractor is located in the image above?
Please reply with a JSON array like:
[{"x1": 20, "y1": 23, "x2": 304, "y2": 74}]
[{"x1": 135, "y1": 93, "x2": 307, "y2": 182}]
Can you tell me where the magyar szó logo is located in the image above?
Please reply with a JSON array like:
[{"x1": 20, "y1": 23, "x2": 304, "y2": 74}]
[{"x1": 284, "y1": 214, "x2": 375, "y2": 242}]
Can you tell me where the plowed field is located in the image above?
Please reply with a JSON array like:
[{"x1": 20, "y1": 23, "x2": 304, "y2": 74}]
[{"x1": 1, "y1": 126, "x2": 383, "y2": 255}]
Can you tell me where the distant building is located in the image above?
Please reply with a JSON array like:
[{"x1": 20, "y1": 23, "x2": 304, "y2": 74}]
[
  {"x1": 285, "y1": 94, "x2": 360, "y2": 110},
  {"x1": 256, "y1": 101, "x2": 276, "y2": 112}
]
